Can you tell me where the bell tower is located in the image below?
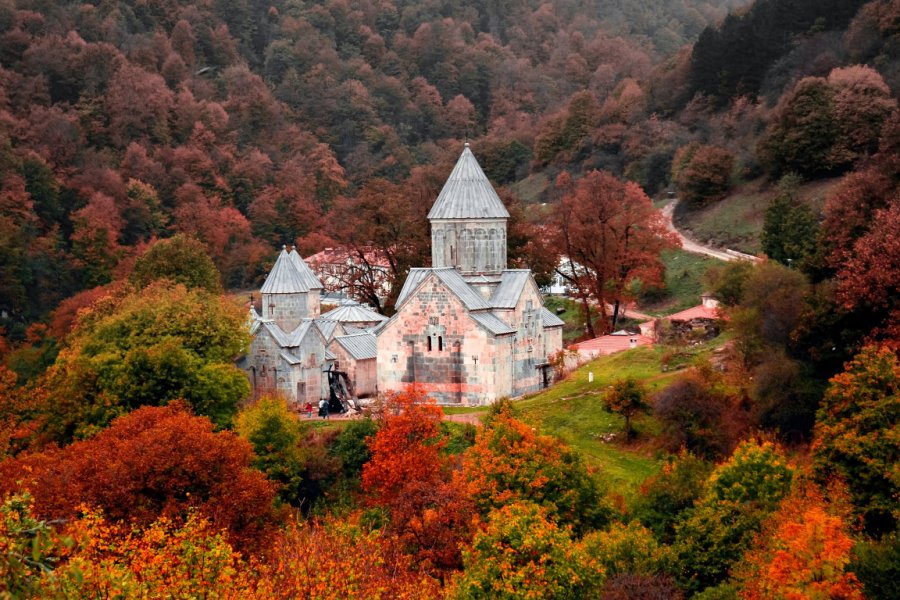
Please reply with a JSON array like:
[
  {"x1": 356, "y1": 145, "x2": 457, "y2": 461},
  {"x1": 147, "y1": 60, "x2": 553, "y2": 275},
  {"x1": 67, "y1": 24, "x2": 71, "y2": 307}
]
[{"x1": 428, "y1": 143, "x2": 510, "y2": 279}]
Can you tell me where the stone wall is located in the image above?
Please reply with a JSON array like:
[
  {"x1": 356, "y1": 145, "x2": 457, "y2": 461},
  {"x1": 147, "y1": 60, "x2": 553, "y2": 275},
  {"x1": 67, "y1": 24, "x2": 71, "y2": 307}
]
[
  {"x1": 431, "y1": 219, "x2": 507, "y2": 275},
  {"x1": 328, "y1": 341, "x2": 377, "y2": 397},
  {"x1": 245, "y1": 325, "x2": 327, "y2": 405},
  {"x1": 377, "y1": 275, "x2": 513, "y2": 405},
  {"x1": 262, "y1": 292, "x2": 308, "y2": 331}
]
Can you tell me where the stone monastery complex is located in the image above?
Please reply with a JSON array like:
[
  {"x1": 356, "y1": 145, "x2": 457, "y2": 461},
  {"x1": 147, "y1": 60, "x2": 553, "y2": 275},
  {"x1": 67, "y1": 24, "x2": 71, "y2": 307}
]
[{"x1": 242, "y1": 144, "x2": 564, "y2": 406}]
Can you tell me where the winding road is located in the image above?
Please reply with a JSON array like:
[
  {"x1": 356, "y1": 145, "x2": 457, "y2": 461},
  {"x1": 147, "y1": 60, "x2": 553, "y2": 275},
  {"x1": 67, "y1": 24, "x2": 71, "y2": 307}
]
[{"x1": 661, "y1": 200, "x2": 761, "y2": 263}]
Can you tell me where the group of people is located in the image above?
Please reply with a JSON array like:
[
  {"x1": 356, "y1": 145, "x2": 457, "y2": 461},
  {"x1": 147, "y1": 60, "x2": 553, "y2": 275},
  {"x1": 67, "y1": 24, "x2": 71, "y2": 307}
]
[{"x1": 304, "y1": 400, "x2": 330, "y2": 419}]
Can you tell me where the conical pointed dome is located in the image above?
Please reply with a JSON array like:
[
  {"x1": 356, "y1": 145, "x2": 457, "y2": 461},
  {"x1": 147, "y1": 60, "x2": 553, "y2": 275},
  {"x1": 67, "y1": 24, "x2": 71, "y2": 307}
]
[
  {"x1": 289, "y1": 249, "x2": 324, "y2": 290},
  {"x1": 427, "y1": 144, "x2": 511, "y2": 220},
  {"x1": 260, "y1": 248, "x2": 310, "y2": 294}
]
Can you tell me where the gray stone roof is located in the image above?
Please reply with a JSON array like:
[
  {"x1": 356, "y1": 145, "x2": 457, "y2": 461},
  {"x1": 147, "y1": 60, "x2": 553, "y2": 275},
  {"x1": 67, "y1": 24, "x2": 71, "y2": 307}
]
[
  {"x1": 313, "y1": 318, "x2": 341, "y2": 342},
  {"x1": 334, "y1": 332, "x2": 378, "y2": 360},
  {"x1": 540, "y1": 307, "x2": 565, "y2": 328},
  {"x1": 395, "y1": 267, "x2": 493, "y2": 311},
  {"x1": 291, "y1": 250, "x2": 324, "y2": 290},
  {"x1": 427, "y1": 144, "x2": 510, "y2": 220},
  {"x1": 491, "y1": 270, "x2": 532, "y2": 309},
  {"x1": 470, "y1": 312, "x2": 516, "y2": 335},
  {"x1": 262, "y1": 319, "x2": 314, "y2": 348},
  {"x1": 320, "y1": 304, "x2": 387, "y2": 324},
  {"x1": 261, "y1": 249, "x2": 310, "y2": 294}
]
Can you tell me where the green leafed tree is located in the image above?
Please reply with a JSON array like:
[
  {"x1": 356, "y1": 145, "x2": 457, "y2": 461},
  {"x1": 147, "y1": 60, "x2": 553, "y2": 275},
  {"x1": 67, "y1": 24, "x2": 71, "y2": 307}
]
[
  {"x1": 39, "y1": 282, "x2": 249, "y2": 439},
  {"x1": 761, "y1": 174, "x2": 820, "y2": 268},
  {"x1": 236, "y1": 396, "x2": 307, "y2": 506},
  {"x1": 448, "y1": 501, "x2": 603, "y2": 600},
  {"x1": 603, "y1": 377, "x2": 649, "y2": 438},
  {"x1": 812, "y1": 345, "x2": 900, "y2": 535},
  {"x1": 129, "y1": 234, "x2": 222, "y2": 293}
]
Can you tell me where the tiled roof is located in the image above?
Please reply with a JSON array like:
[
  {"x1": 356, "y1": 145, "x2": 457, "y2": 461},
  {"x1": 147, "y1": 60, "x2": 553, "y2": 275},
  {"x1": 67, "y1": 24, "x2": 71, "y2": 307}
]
[
  {"x1": 573, "y1": 334, "x2": 653, "y2": 357},
  {"x1": 334, "y1": 332, "x2": 378, "y2": 360},
  {"x1": 260, "y1": 249, "x2": 310, "y2": 294},
  {"x1": 470, "y1": 312, "x2": 516, "y2": 335},
  {"x1": 427, "y1": 144, "x2": 511, "y2": 220},
  {"x1": 666, "y1": 304, "x2": 722, "y2": 321},
  {"x1": 491, "y1": 270, "x2": 531, "y2": 309},
  {"x1": 320, "y1": 304, "x2": 388, "y2": 324},
  {"x1": 540, "y1": 307, "x2": 565, "y2": 328},
  {"x1": 395, "y1": 268, "x2": 492, "y2": 311}
]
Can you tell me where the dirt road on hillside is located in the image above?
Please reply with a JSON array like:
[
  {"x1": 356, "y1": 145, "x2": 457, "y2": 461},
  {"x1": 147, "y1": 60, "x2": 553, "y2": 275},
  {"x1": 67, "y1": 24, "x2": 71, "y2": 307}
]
[{"x1": 661, "y1": 201, "x2": 761, "y2": 263}]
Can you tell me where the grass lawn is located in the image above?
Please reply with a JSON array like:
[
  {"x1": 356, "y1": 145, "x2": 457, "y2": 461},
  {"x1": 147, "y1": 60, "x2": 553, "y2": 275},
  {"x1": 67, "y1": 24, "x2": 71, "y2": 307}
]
[
  {"x1": 677, "y1": 177, "x2": 841, "y2": 254},
  {"x1": 642, "y1": 249, "x2": 720, "y2": 317}
]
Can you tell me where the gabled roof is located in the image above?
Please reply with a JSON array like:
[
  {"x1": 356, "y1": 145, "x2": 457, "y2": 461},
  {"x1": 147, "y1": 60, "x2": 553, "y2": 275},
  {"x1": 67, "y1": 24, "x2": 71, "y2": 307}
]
[
  {"x1": 290, "y1": 250, "x2": 324, "y2": 290},
  {"x1": 334, "y1": 332, "x2": 378, "y2": 360},
  {"x1": 261, "y1": 319, "x2": 315, "y2": 348},
  {"x1": 320, "y1": 304, "x2": 388, "y2": 324},
  {"x1": 540, "y1": 307, "x2": 565, "y2": 328},
  {"x1": 491, "y1": 270, "x2": 532, "y2": 309},
  {"x1": 666, "y1": 304, "x2": 722, "y2": 322},
  {"x1": 574, "y1": 334, "x2": 653, "y2": 357},
  {"x1": 470, "y1": 312, "x2": 516, "y2": 335},
  {"x1": 261, "y1": 249, "x2": 310, "y2": 294},
  {"x1": 395, "y1": 268, "x2": 492, "y2": 311},
  {"x1": 314, "y1": 318, "x2": 341, "y2": 342},
  {"x1": 427, "y1": 144, "x2": 510, "y2": 220}
]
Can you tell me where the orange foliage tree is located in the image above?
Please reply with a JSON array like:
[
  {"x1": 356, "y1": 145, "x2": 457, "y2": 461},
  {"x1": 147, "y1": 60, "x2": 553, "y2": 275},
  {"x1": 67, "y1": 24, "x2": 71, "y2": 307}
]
[
  {"x1": 263, "y1": 516, "x2": 441, "y2": 599},
  {"x1": 0, "y1": 403, "x2": 276, "y2": 552},
  {"x1": 456, "y1": 403, "x2": 611, "y2": 534},
  {"x1": 361, "y1": 385, "x2": 475, "y2": 576},
  {"x1": 735, "y1": 483, "x2": 863, "y2": 600}
]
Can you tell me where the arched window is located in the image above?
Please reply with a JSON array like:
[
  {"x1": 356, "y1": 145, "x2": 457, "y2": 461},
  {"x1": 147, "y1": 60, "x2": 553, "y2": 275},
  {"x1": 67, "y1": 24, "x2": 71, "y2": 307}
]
[
  {"x1": 438, "y1": 336, "x2": 443, "y2": 351},
  {"x1": 427, "y1": 336, "x2": 432, "y2": 352}
]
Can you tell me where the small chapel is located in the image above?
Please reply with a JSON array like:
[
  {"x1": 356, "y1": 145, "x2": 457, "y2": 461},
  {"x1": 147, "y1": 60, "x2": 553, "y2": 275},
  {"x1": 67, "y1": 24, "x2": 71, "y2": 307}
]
[{"x1": 243, "y1": 143, "x2": 564, "y2": 406}]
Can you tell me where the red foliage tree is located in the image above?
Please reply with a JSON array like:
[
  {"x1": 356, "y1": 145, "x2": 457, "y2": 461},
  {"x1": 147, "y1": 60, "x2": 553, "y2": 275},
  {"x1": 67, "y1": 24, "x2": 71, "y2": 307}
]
[
  {"x1": 552, "y1": 170, "x2": 678, "y2": 335},
  {"x1": 361, "y1": 386, "x2": 474, "y2": 576},
  {"x1": 0, "y1": 403, "x2": 277, "y2": 552}
]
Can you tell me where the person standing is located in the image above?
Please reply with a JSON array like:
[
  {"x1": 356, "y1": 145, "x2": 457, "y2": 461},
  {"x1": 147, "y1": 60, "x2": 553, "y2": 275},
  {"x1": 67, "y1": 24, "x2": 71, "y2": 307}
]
[
  {"x1": 304, "y1": 401, "x2": 313, "y2": 418},
  {"x1": 319, "y1": 398, "x2": 328, "y2": 419}
]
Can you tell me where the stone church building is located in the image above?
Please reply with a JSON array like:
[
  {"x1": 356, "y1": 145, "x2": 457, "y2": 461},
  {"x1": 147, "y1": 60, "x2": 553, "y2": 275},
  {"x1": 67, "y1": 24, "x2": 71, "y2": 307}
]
[
  {"x1": 376, "y1": 144, "x2": 564, "y2": 404},
  {"x1": 244, "y1": 144, "x2": 564, "y2": 406}
]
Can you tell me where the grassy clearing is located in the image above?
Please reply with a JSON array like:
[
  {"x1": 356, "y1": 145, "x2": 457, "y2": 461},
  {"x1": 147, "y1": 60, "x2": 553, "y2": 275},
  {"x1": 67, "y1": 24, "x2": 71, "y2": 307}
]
[
  {"x1": 642, "y1": 249, "x2": 719, "y2": 317},
  {"x1": 677, "y1": 177, "x2": 841, "y2": 254}
]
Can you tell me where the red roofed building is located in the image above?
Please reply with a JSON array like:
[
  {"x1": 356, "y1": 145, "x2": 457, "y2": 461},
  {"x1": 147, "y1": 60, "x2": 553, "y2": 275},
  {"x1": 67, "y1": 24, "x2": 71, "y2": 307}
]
[{"x1": 572, "y1": 333, "x2": 654, "y2": 362}]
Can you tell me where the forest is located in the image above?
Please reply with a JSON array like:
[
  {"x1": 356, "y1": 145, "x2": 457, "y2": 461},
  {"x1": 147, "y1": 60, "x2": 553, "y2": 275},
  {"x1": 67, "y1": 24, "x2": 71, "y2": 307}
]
[{"x1": 1, "y1": 0, "x2": 899, "y2": 597}]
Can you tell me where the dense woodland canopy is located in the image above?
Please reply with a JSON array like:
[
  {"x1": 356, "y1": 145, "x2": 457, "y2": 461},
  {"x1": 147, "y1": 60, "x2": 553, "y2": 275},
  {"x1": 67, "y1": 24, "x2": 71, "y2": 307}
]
[{"x1": 2, "y1": 0, "x2": 900, "y2": 597}]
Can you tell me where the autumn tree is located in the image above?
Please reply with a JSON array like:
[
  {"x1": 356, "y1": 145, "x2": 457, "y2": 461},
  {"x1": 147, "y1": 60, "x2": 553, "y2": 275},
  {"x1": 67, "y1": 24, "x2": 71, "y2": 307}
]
[
  {"x1": 672, "y1": 439, "x2": 796, "y2": 595},
  {"x1": 362, "y1": 386, "x2": 474, "y2": 576},
  {"x1": 327, "y1": 177, "x2": 432, "y2": 312},
  {"x1": 653, "y1": 372, "x2": 735, "y2": 459},
  {"x1": 39, "y1": 281, "x2": 249, "y2": 438},
  {"x1": 603, "y1": 377, "x2": 649, "y2": 438},
  {"x1": 235, "y1": 396, "x2": 306, "y2": 507},
  {"x1": 812, "y1": 345, "x2": 900, "y2": 534},
  {"x1": 457, "y1": 403, "x2": 611, "y2": 533},
  {"x1": 552, "y1": 170, "x2": 678, "y2": 335},
  {"x1": 448, "y1": 501, "x2": 604, "y2": 600},
  {"x1": 0, "y1": 403, "x2": 276, "y2": 551},
  {"x1": 129, "y1": 234, "x2": 222, "y2": 293},
  {"x1": 632, "y1": 450, "x2": 713, "y2": 544},
  {"x1": 672, "y1": 144, "x2": 735, "y2": 208},
  {"x1": 581, "y1": 521, "x2": 670, "y2": 579},
  {"x1": 735, "y1": 483, "x2": 863, "y2": 600},
  {"x1": 265, "y1": 516, "x2": 441, "y2": 599}
]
